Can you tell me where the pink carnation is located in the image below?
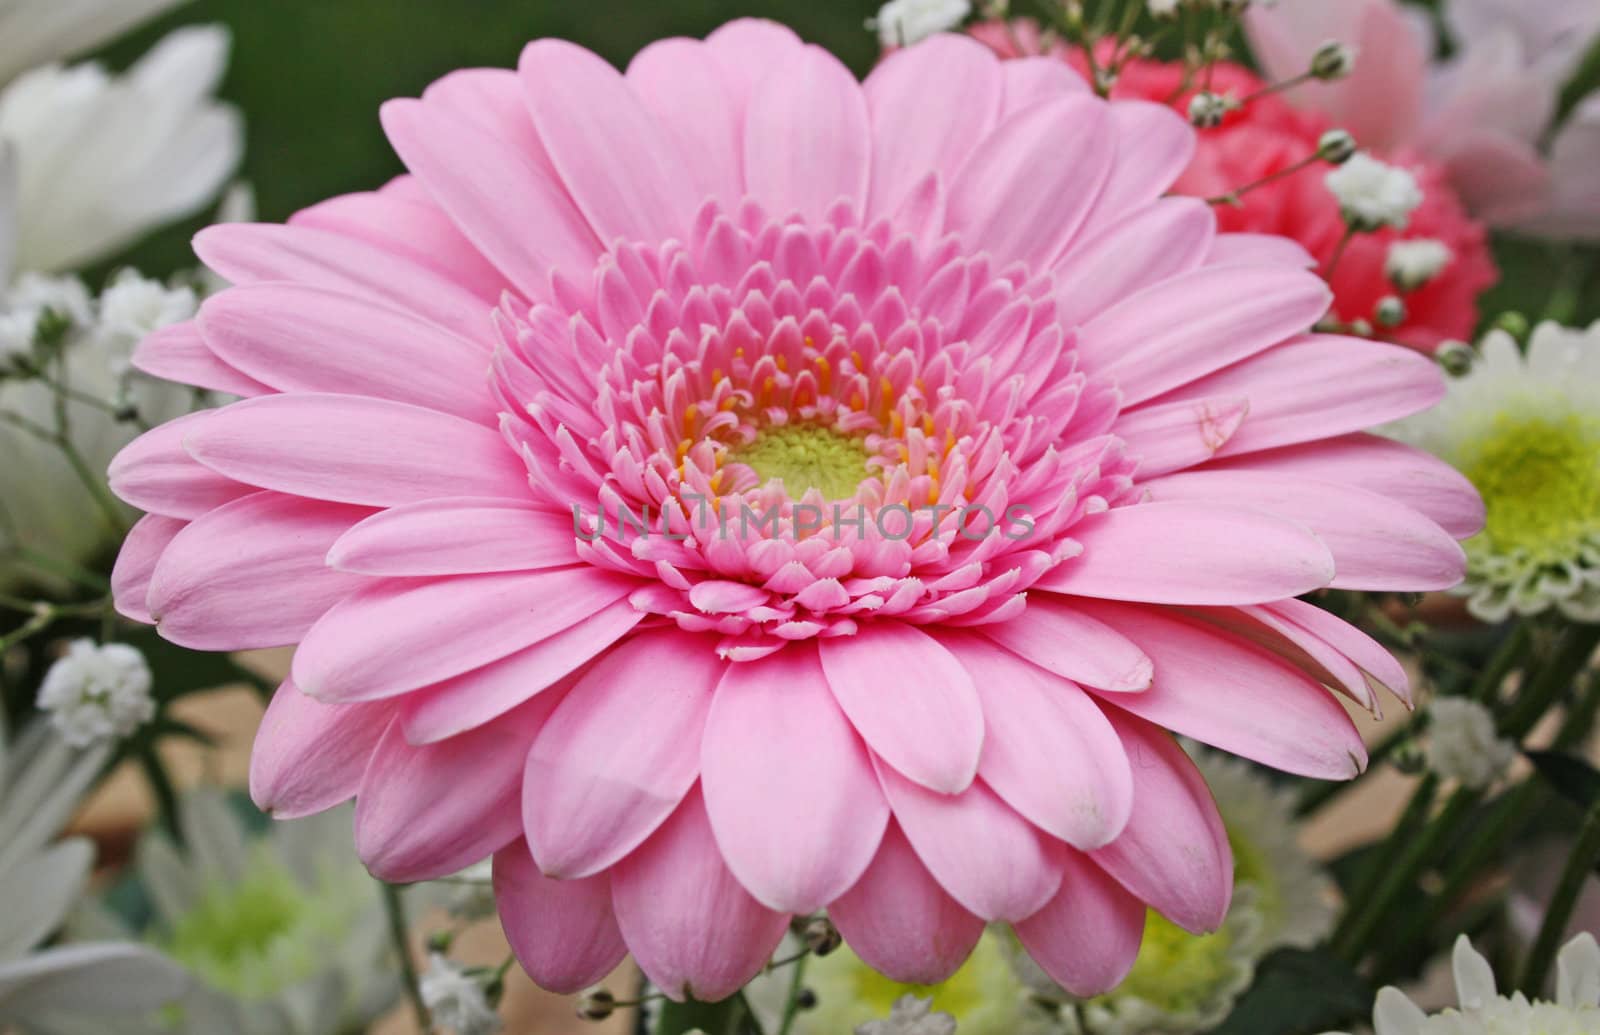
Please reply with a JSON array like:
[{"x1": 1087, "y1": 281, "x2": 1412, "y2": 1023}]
[
  {"x1": 110, "y1": 22, "x2": 1481, "y2": 1002},
  {"x1": 969, "y1": 22, "x2": 1499, "y2": 351}
]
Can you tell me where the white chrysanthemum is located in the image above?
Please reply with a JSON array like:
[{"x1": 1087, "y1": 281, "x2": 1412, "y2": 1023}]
[
  {"x1": 870, "y1": 0, "x2": 972, "y2": 47},
  {"x1": 36, "y1": 638, "x2": 154, "y2": 747},
  {"x1": 1326, "y1": 154, "x2": 1425, "y2": 231},
  {"x1": 860, "y1": 995, "x2": 959, "y2": 1035},
  {"x1": 421, "y1": 953, "x2": 502, "y2": 1035},
  {"x1": 0, "y1": 0, "x2": 188, "y2": 87},
  {"x1": 1426, "y1": 698, "x2": 1516, "y2": 789},
  {"x1": 1387, "y1": 321, "x2": 1600, "y2": 622},
  {"x1": 747, "y1": 931, "x2": 1056, "y2": 1035},
  {"x1": 1322, "y1": 933, "x2": 1600, "y2": 1035},
  {"x1": 0, "y1": 25, "x2": 242, "y2": 274},
  {"x1": 1387, "y1": 240, "x2": 1454, "y2": 292}
]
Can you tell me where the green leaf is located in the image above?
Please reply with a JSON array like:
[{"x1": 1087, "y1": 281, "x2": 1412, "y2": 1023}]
[
  {"x1": 1207, "y1": 948, "x2": 1372, "y2": 1035},
  {"x1": 1526, "y1": 750, "x2": 1600, "y2": 811}
]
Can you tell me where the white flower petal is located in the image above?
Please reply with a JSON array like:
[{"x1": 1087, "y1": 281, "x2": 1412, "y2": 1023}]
[
  {"x1": 1557, "y1": 931, "x2": 1600, "y2": 1009},
  {"x1": 1372, "y1": 987, "x2": 1427, "y2": 1035}
]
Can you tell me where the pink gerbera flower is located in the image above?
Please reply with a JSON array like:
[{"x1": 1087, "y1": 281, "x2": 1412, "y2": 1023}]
[{"x1": 109, "y1": 21, "x2": 1482, "y2": 1002}]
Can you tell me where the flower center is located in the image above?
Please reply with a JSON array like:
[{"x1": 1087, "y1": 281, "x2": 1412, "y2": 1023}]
[
  {"x1": 1456, "y1": 411, "x2": 1600, "y2": 561},
  {"x1": 727, "y1": 422, "x2": 872, "y2": 501},
  {"x1": 1108, "y1": 911, "x2": 1238, "y2": 1014}
]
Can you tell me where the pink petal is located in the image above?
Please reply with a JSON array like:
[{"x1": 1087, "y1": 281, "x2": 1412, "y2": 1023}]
[
  {"x1": 1077, "y1": 265, "x2": 1333, "y2": 405},
  {"x1": 1114, "y1": 393, "x2": 1250, "y2": 479},
  {"x1": 108, "y1": 412, "x2": 252, "y2": 519},
  {"x1": 701, "y1": 645, "x2": 889, "y2": 913},
  {"x1": 193, "y1": 223, "x2": 497, "y2": 346},
  {"x1": 293, "y1": 568, "x2": 635, "y2": 702},
  {"x1": 148, "y1": 491, "x2": 372, "y2": 650},
  {"x1": 1261, "y1": 597, "x2": 1412, "y2": 706},
  {"x1": 1072, "y1": 600, "x2": 1369, "y2": 780},
  {"x1": 982, "y1": 597, "x2": 1153, "y2": 693},
  {"x1": 864, "y1": 35, "x2": 1002, "y2": 218},
  {"x1": 947, "y1": 96, "x2": 1114, "y2": 269},
  {"x1": 249, "y1": 678, "x2": 394, "y2": 819},
  {"x1": 1206, "y1": 432, "x2": 1484, "y2": 540},
  {"x1": 1053, "y1": 198, "x2": 1217, "y2": 327},
  {"x1": 524, "y1": 629, "x2": 724, "y2": 878},
  {"x1": 625, "y1": 39, "x2": 744, "y2": 210},
  {"x1": 1156, "y1": 335, "x2": 1445, "y2": 458},
  {"x1": 493, "y1": 839, "x2": 626, "y2": 995},
  {"x1": 1187, "y1": 604, "x2": 1379, "y2": 715},
  {"x1": 1091, "y1": 711, "x2": 1232, "y2": 934},
  {"x1": 182, "y1": 394, "x2": 531, "y2": 507},
  {"x1": 111, "y1": 514, "x2": 184, "y2": 624},
  {"x1": 519, "y1": 40, "x2": 698, "y2": 244},
  {"x1": 132, "y1": 321, "x2": 271, "y2": 397},
  {"x1": 610, "y1": 787, "x2": 790, "y2": 1003},
  {"x1": 1143, "y1": 470, "x2": 1466, "y2": 591},
  {"x1": 829, "y1": 821, "x2": 985, "y2": 985},
  {"x1": 380, "y1": 98, "x2": 599, "y2": 300},
  {"x1": 999, "y1": 57, "x2": 1090, "y2": 118},
  {"x1": 878, "y1": 762, "x2": 1064, "y2": 922},
  {"x1": 198, "y1": 284, "x2": 492, "y2": 421},
  {"x1": 1014, "y1": 851, "x2": 1146, "y2": 997},
  {"x1": 1075, "y1": 100, "x2": 1197, "y2": 241},
  {"x1": 355, "y1": 696, "x2": 559, "y2": 882},
  {"x1": 328, "y1": 498, "x2": 579, "y2": 577},
  {"x1": 947, "y1": 634, "x2": 1133, "y2": 849},
  {"x1": 818, "y1": 624, "x2": 984, "y2": 794},
  {"x1": 1038, "y1": 502, "x2": 1336, "y2": 605},
  {"x1": 704, "y1": 20, "x2": 804, "y2": 102},
  {"x1": 1207, "y1": 232, "x2": 1317, "y2": 269},
  {"x1": 401, "y1": 599, "x2": 643, "y2": 743},
  {"x1": 743, "y1": 44, "x2": 871, "y2": 222}
]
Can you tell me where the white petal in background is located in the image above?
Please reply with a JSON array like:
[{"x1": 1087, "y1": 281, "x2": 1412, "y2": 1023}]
[{"x1": 0, "y1": 0, "x2": 190, "y2": 87}]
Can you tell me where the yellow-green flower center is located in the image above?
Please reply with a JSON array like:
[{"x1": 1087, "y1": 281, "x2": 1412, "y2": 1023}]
[
  {"x1": 1107, "y1": 911, "x2": 1237, "y2": 1014},
  {"x1": 1455, "y1": 411, "x2": 1600, "y2": 562},
  {"x1": 729, "y1": 423, "x2": 871, "y2": 500}
]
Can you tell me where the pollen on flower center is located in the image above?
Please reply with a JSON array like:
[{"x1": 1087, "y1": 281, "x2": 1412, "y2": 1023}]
[
  {"x1": 1456, "y1": 411, "x2": 1600, "y2": 560},
  {"x1": 728, "y1": 423, "x2": 873, "y2": 501}
]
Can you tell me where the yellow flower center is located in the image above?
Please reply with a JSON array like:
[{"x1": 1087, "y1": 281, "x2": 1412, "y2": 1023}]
[
  {"x1": 729, "y1": 423, "x2": 872, "y2": 500},
  {"x1": 1110, "y1": 911, "x2": 1237, "y2": 1013},
  {"x1": 1455, "y1": 411, "x2": 1600, "y2": 562}
]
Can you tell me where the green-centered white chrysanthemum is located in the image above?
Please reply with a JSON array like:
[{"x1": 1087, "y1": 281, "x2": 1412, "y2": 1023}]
[
  {"x1": 1388, "y1": 321, "x2": 1600, "y2": 623},
  {"x1": 746, "y1": 930, "x2": 1061, "y2": 1035},
  {"x1": 1004, "y1": 747, "x2": 1334, "y2": 1035},
  {"x1": 78, "y1": 789, "x2": 401, "y2": 1035},
  {"x1": 1323, "y1": 932, "x2": 1600, "y2": 1035}
]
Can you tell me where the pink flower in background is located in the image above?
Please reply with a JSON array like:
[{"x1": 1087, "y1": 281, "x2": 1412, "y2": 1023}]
[
  {"x1": 969, "y1": 23, "x2": 1497, "y2": 350},
  {"x1": 109, "y1": 21, "x2": 1480, "y2": 1002},
  {"x1": 1246, "y1": 0, "x2": 1600, "y2": 237}
]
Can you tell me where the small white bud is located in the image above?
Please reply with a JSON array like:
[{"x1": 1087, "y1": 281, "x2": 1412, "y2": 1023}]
[
  {"x1": 1148, "y1": 0, "x2": 1182, "y2": 17},
  {"x1": 869, "y1": 0, "x2": 972, "y2": 47},
  {"x1": 1325, "y1": 153, "x2": 1423, "y2": 232},
  {"x1": 1375, "y1": 296, "x2": 1407, "y2": 328},
  {"x1": 1310, "y1": 40, "x2": 1356, "y2": 80},
  {"x1": 1187, "y1": 91, "x2": 1232, "y2": 128},
  {"x1": 1426, "y1": 698, "x2": 1515, "y2": 790},
  {"x1": 420, "y1": 954, "x2": 502, "y2": 1035},
  {"x1": 800, "y1": 916, "x2": 842, "y2": 956},
  {"x1": 37, "y1": 639, "x2": 154, "y2": 748},
  {"x1": 1385, "y1": 239, "x2": 1453, "y2": 291},
  {"x1": 575, "y1": 988, "x2": 616, "y2": 1021},
  {"x1": 1436, "y1": 340, "x2": 1475, "y2": 376}
]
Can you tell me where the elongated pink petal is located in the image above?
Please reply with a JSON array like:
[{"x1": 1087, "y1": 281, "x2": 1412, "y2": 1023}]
[
  {"x1": 829, "y1": 821, "x2": 985, "y2": 985},
  {"x1": 947, "y1": 96, "x2": 1114, "y2": 269},
  {"x1": 1207, "y1": 432, "x2": 1484, "y2": 540},
  {"x1": 878, "y1": 762, "x2": 1064, "y2": 922},
  {"x1": 1091, "y1": 711, "x2": 1232, "y2": 934},
  {"x1": 1261, "y1": 597, "x2": 1412, "y2": 706},
  {"x1": 192, "y1": 223, "x2": 497, "y2": 346},
  {"x1": 1207, "y1": 232, "x2": 1316, "y2": 269},
  {"x1": 198, "y1": 284, "x2": 492, "y2": 421},
  {"x1": 744, "y1": 44, "x2": 871, "y2": 222},
  {"x1": 982, "y1": 597, "x2": 1153, "y2": 692},
  {"x1": 293, "y1": 568, "x2": 635, "y2": 702},
  {"x1": 493, "y1": 839, "x2": 626, "y2": 995},
  {"x1": 108, "y1": 412, "x2": 252, "y2": 519},
  {"x1": 704, "y1": 19, "x2": 803, "y2": 102},
  {"x1": 1114, "y1": 394, "x2": 1250, "y2": 479},
  {"x1": 999, "y1": 57, "x2": 1089, "y2": 117},
  {"x1": 1053, "y1": 198, "x2": 1216, "y2": 327},
  {"x1": 819, "y1": 624, "x2": 983, "y2": 794},
  {"x1": 947, "y1": 634, "x2": 1133, "y2": 849},
  {"x1": 1077, "y1": 265, "x2": 1333, "y2": 405},
  {"x1": 355, "y1": 695, "x2": 559, "y2": 882},
  {"x1": 183, "y1": 394, "x2": 531, "y2": 507},
  {"x1": 524, "y1": 629, "x2": 724, "y2": 879},
  {"x1": 111, "y1": 514, "x2": 184, "y2": 623},
  {"x1": 381, "y1": 98, "x2": 598, "y2": 299},
  {"x1": 328, "y1": 498, "x2": 579, "y2": 576},
  {"x1": 250, "y1": 679, "x2": 394, "y2": 819},
  {"x1": 520, "y1": 40, "x2": 698, "y2": 244},
  {"x1": 1039, "y1": 502, "x2": 1335, "y2": 605},
  {"x1": 1073, "y1": 600, "x2": 1368, "y2": 779},
  {"x1": 400, "y1": 599, "x2": 642, "y2": 743},
  {"x1": 1144, "y1": 470, "x2": 1466, "y2": 591},
  {"x1": 611, "y1": 788, "x2": 790, "y2": 1003},
  {"x1": 148, "y1": 492, "x2": 372, "y2": 650},
  {"x1": 702, "y1": 645, "x2": 888, "y2": 913},
  {"x1": 1074, "y1": 100, "x2": 1197, "y2": 241},
  {"x1": 864, "y1": 35, "x2": 1002, "y2": 218},
  {"x1": 1187, "y1": 604, "x2": 1379, "y2": 715},
  {"x1": 132, "y1": 322, "x2": 271, "y2": 397},
  {"x1": 1014, "y1": 850, "x2": 1146, "y2": 997},
  {"x1": 625, "y1": 39, "x2": 743, "y2": 209}
]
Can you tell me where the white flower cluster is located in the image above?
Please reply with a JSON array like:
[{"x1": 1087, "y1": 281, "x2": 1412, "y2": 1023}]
[
  {"x1": 1326, "y1": 154, "x2": 1424, "y2": 231},
  {"x1": 1426, "y1": 697, "x2": 1516, "y2": 789},
  {"x1": 858, "y1": 995, "x2": 958, "y2": 1035},
  {"x1": 35, "y1": 638, "x2": 154, "y2": 747},
  {"x1": 871, "y1": 0, "x2": 972, "y2": 47},
  {"x1": 421, "y1": 953, "x2": 503, "y2": 1035}
]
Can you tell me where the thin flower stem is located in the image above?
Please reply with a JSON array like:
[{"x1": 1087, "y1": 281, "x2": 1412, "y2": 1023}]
[
  {"x1": 1296, "y1": 718, "x2": 1426, "y2": 816},
  {"x1": 1238, "y1": 71, "x2": 1315, "y2": 105},
  {"x1": 776, "y1": 954, "x2": 810, "y2": 1035},
  {"x1": 382, "y1": 883, "x2": 431, "y2": 1033},
  {"x1": 1519, "y1": 797, "x2": 1600, "y2": 995},
  {"x1": 1500, "y1": 624, "x2": 1600, "y2": 739},
  {"x1": 1207, "y1": 151, "x2": 1324, "y2": 206},
  {"x1": 1331, "y1": 772, "x2": 1440, "y2": 954},
  {"x1": 1323, "y1": 226, "x2": 1357, "y2": 280},
  {"x1": 141, "y1": 746, "x2": 184, "y2": 844},
  {"x1": 1470, "y1": 623, "x2": 1535, "y2": 704}
]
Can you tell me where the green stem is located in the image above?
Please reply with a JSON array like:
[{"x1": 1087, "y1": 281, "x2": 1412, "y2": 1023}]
[
  {"x1": 1330, "y1": 773, "x2": 1439, "y2": 951},
  {"x1": 776, "y1": 954, "x2": 810, "y2": 1035},
  {"x1": 655, "y1": 994, "x2": 747, "y2": 1035},
  {"x1": 1500, "y1": 625, "x2": 1600, "y2": 739},
  {"x1": 1296, "y1": 720, "x2": 1425, "y2": 817},
  {"x1": 382, "y1": 883, "x2": 430, "y2": 1033},
  {"x1": 1520, "y1": 798, "x2": 1600, "y2": 995},
  {"x1": 1469, "y1": 623, "x2": 1534, "y2": 704},
  {"x1": 140, "y1": 747, "x2": 184, "y2": 845}
]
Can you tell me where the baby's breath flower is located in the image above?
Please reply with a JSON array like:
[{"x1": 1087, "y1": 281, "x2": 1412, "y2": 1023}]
[
  {"x1": 870, "y1": 0, "x2": 972, "y2": 47},
  {"x1": 422, "y1": 953, "x2": 503, "y2": 1035},
  {"x1": 858, "y1": 995, "x2": 958, "y2": 1035},
  {"x1": 1326, "y1": 154, "x2": 1424, "y2": 231},
  {"x1": 36, "y1": 638, "x2": 154, "y2": 747},
  {"x1": 1426, "y1": 697, "x2": 1516, "y2": 789},
  {"x1": 1387, "y1": 239, "x2": 1454, "y2": 292}
]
